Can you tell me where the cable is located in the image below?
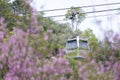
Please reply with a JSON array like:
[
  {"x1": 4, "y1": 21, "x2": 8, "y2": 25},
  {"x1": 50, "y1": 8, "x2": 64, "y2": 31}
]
[
  {"x1": 43, "y1": 8, "x2": 120, "y2": 18},
  {"x1": 39, "y1": 2, "x2": 120, "y2": 12},
  {"x1": 54, "y1": 13, "x2": 119, "y2": 22},
  {"x1": 87, "y1": 13, "x2": 119, "y2": 18}
]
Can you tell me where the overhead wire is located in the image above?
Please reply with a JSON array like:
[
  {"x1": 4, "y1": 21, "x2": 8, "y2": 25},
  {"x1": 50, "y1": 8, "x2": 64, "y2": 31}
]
[
  {"x1": 43, "y1": 8, "x2": 120, "y2": 18},
  {"x1": 54, "y1": 13, "x2": 119, "y2": 22},
  {"x1": 39, "y1": 2, "x2": 120, "y2": 12},
  {"x1": 87, "y1": 12, "x2": 119, "y2": 18}
]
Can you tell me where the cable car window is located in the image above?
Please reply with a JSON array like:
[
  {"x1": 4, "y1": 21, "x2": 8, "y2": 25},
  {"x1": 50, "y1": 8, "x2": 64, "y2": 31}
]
[
  {"x1": 79, "y1": 41, "x2": 88, "y2": 49},
  {"x1": 66, "y1": 40, "x2": 77, "y2": 50}
]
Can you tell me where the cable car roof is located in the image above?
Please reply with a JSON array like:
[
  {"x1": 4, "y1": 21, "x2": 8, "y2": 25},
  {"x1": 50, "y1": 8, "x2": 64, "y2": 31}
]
[{"x1": 67, "y1": 36, "x2": 88, "y2": 41}]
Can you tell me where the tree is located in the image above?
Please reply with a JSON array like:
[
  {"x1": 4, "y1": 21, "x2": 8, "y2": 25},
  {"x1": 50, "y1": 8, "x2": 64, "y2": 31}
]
[
  {"x1": 65, "y1": 7, "x2": 86, "y2": 31},
  {"x1": 37, "y1": 13, "x2": 75, "y2": 55},
  {"x1": 0, "y1": 0, "x2": 34, "y2": 30},
  {"x1": 0, "y1": 1, "x2": 120, "y2": 80},
  {"x1": 0, "y1": 0, "x2": 15, "y2": 30},
  {"x1": 12, "y1": 0, "x2": 32, "y2": 15},
  {"x1": 11, "y1": 0, "x2": 34, "y2": 30},
  {"x1": 82, "y1": 28, "x2": 99, "y2": 50}
]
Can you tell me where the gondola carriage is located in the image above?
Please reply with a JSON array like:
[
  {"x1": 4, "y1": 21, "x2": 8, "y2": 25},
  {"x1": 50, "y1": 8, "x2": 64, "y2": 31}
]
[{"x1": 66, "y1": 36, "x2": 90, "y2": 60}]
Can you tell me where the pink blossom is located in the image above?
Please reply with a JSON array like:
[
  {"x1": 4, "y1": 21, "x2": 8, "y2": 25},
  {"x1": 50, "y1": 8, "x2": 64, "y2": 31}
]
[
  {"x1": 0, "y1": 32, "x2": 4, "y2": 41},
  {"x1": 113, "y1": 61, "x2": 120, "y2": 80},
  {"x1": 25, "y1": 0, "x2": 32, "y2": 4},
  {"x1": 44, "y1": 34, "x2": 49, "y2": 40},
  {"x1": 66, "y1": 68, "x2": 73, "y2": 73},
  {"x1": 31, "y1": 15, "x2": 38, "y2": 27}
]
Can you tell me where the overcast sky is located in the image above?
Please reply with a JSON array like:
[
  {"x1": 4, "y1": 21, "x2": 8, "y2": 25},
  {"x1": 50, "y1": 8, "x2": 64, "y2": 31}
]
[{"x1": 32, "y1": 0, "x2": 120, "y2": 40}]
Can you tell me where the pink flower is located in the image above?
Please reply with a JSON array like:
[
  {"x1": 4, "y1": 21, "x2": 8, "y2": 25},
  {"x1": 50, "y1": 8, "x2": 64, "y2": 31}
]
[
  {"x1": 113, "y1": 61, "x2": 120, "y2": 80},
  {"x1": 31, "y1": 15, "x2": 38, "y2": 27},
  {"x1": 0, "y1": 32, "x2": 4, "y2": 41},
  {"x1": 44, "y1": 34, "x2": 49, "y2": 40},
  {"x1": 66, "y1": 68, "x2": 73, "y2": 73},
  {"x1": 25, "y1": 0, "x2": 32, "y2": 4}
]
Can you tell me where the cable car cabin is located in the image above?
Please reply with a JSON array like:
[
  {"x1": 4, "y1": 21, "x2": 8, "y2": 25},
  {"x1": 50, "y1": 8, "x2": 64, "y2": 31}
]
[{"x1": 66, "y1": 36, "x2": 90, "y2": 60}]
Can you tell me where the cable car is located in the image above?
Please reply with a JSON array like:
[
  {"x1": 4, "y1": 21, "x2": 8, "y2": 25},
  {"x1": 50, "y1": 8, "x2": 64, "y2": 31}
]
[{"x1": 66, "y1": 36, "x2": 90, "y2": 60}]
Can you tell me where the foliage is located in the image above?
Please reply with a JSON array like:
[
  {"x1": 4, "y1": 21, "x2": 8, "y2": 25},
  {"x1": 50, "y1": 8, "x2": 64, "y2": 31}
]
[
  {"x1": 82, "y1": 28, "x2": 99, "y2": 51},
  {"x1": 0, "y1": 0, "x2": 33, "y2": 30},
  {"x1": 1, "y1": 16, "x2": 120, "y2": 79},
  {"x1": 0, "y1": 1, "x2": 120, "y2": 80},
  {"x1": 37, "y1": 14, "x2": 75, "y2": 55},
  {"x1": 65, "y1": 7, "x2": 86, "y2": 31},
  {"x1": 0, "y1": 0, "x2": 15, "y2": 30},
  {"x1": 65, "y1": 7, "x2": 85, "y2": 23},
  {"x1": 12, "y1": 0, "x2": 32, "y2": 15}
]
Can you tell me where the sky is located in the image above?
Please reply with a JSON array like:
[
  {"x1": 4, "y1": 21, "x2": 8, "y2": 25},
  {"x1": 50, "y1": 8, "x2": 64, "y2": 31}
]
[{"x1": 32, "y1": 0, "x2": 120, "y2": 40}]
